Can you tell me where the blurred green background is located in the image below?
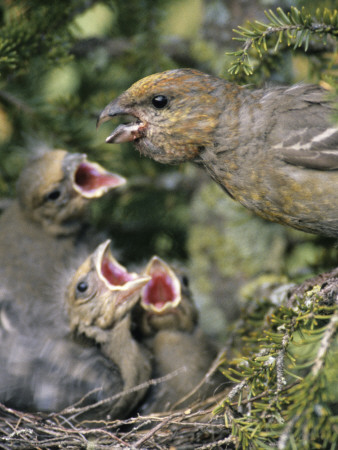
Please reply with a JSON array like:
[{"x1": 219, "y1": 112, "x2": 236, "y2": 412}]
[{"x1": 0, "y1": 0, "x2": 337, "y2": 339}]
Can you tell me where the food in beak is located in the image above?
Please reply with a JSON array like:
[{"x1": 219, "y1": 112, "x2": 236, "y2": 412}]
[{"x1": 106, "y1": 122, "x2": 146, "y2": 144}]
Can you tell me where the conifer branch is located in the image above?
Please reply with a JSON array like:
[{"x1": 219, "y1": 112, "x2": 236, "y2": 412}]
[
  {"x1": 227, "y1": 6, "x2": 338, "y2": 76},
  {"x1": 276, "y1": 332, "x2": 289, "y2": 392},
  {"x1": 277, "y1": 413, "x2": 300, "y2": 450},
  {"x1": 311, "y1": 308, "x2": 338, "y2": 376},
  {"x1": 214, "y1": 274, "x2": 338, "y2": 448}
]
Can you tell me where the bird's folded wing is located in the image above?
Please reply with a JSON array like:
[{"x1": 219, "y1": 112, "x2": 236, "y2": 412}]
[{"x1": 277, "y1": 127, "x2": 338, "y2": 170}]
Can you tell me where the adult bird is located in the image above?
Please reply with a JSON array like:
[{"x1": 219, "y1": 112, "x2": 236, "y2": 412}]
[
  {"x1": 98, "y1": 68, "x2": 338, "y2": 237},
  {"x1": 134, "y1": 256, "x2": 221, "y2": 413}
]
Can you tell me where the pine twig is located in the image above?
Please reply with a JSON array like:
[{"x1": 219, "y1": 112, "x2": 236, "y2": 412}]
[
  {"x1": 195, "y1": 436, "x2": 236, "y2": 449},
  {"x1": 277, "y1": 414, "x2": 300, "y2": 450},
  {"x1": 312, "y1": 307, "x2": 338, "y2": 376},
  {"x1": 227, "y1": 6, "x2": 338, "y2": 76},
  {"x1": 56, "y1": 367, "x2": 186, "y2": 421},
  {"x1": 276, "y1": 332, "x2": 290, "y2": 392}
]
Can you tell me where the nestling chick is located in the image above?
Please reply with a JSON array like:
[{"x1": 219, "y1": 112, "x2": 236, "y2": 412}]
[
  {"x1": 0, "y1": 150, "x2": 129, "y2": 417},
  {"x1": 135, "y1": 256, "x2": 220, "y2": 413},
  {"x1": 66, "y1": 240, "x2": 152, "y2": 418},
  {"x1": 0, "y1": 297, "x2": 124, "y2": 415},
  {"x1": 0, "y1": 149, "x2": 126, "y2": 321},
  {"x1": 98, "y1": 68, "x2": 338, "y2": 237},
  {"x1": 16, "y1": 149, "x2": 126, "y2": 236}
]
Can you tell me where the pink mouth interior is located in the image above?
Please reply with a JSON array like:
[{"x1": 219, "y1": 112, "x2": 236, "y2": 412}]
[
  {"x1": 142, "y1": 272, "x2": 176, "y2": 310},
  {"x1": 75, "y1": 162, "x2": 122, "y2": 192},
  {"x1": 101, "y1": 257, "x2": 135, "y2": 286}
]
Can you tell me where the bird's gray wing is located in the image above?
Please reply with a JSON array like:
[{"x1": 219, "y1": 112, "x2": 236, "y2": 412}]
[
  {"x1": 266, "y1": 84, "x2": 338, "y2": 170},
  {"x1": 277, "y1": 126, "x2": 338, "y2": 170}
]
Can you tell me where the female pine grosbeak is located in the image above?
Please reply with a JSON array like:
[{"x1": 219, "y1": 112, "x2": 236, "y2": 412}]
[{"x1": 98, "y1": 69, "x2": 338, "y2": 237}]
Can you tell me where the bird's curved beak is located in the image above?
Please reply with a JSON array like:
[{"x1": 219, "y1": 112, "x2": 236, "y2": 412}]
[
  {"x1": 96, "y1": 99, "x2": 126, "y2": 128},
  {"x1": 141, "y1": 256, "x2": 182, "y2": 313},
  {"x1": 97, "y1": 98, "x2": 147, "y2": 144},
  {"x1": 65, "y1": 153, "x2": 126, "y2": 198}
]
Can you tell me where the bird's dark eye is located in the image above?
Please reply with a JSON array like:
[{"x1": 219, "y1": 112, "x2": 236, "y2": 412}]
[
  {"x1": 152, "y1": 95, "x2": 168, "y2": 109},
  {"x1": 181, "y1": 275, "x2": 189, "y2": 288},
  {"x1": 76, "y1": 281, "x2": 88, "y2": 293},
  {"x1": 46, "y1": 189, "x2": 61, "y2": 201}
]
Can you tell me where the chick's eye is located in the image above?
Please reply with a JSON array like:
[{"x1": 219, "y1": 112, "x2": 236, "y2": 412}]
[
  {"x1": 46, "y1": 189, "x2": 61, "y2": 201},
  {"x1": 152, "y1": 95, "x2": 168, "y2": 109},
  {"x1": 76, "y1": 281, "x2": 88, "y2": 293},
  {"x1": 181, "y1": 275, "x2": 189, "y2": 288}
]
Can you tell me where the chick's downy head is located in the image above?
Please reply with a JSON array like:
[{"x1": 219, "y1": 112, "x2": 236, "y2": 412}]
[
  {"x1": 139, "y1": 256, "x2": 198, "y2": 335},
  {"x1": 66, "y1": 240, "x2": 150, "y2": 337},
  {"x1": 97, "y1": 69, "x2": 230, "y2": 164},
  {"x1": 17, "y1": 150, "x2": 126, "y2": 235}
]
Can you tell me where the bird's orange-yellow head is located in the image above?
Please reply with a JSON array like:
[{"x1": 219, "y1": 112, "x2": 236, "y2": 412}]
[{"x1": 97, "y1": 69, "x2": 235, "y2": 164}]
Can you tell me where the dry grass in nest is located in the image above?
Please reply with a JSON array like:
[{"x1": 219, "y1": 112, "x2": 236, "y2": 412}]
[
  {"x1": 0, "y1": 353, "x2": 233, "y2": 450},
  {"x1": 0, "y1": 393, "x2": 232, "y2": 449}
]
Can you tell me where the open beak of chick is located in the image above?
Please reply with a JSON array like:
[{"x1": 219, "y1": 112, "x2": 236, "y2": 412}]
[
  {"x1": 141, "y1": 256, "x2": 182, "y2": 314},
  {"x1": 68, "y1": 240, "x2": 151, "y2": 331},
  {"x1": 96, "y1": 98, "x2": 147, "y2": 144},
  {"x1": 93, "y1": 240, "x2": 151, "y2": 325},
  {"x1": 65, "y1": 153, "x2": 127, "y2": 198}
]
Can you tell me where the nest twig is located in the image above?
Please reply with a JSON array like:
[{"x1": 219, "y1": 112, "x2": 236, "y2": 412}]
[
  {"x1": 0, "y1": 359, "x2": 234, "y2": 449},
  {"x1": 0, "y1": 391, "x2": 233, "y2": 450}
]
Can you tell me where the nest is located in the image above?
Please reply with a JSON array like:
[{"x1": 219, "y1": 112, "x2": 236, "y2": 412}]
[
  {"x1": 1, "y1": 270, "x2": 337, "y2": 449},
  {"x1": 0, "y1": 391, "x2": 232, "y2": 449},
  {"x1": 0, "y1": 350, "x2": 232, "y2": 449}
]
